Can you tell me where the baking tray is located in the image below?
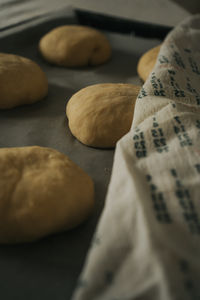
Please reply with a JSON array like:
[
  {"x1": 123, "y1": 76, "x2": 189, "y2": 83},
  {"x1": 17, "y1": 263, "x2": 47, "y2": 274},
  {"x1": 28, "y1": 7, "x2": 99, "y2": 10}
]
[{"x1": 0, "y1": 7, "x2": 160, "y2": 300}]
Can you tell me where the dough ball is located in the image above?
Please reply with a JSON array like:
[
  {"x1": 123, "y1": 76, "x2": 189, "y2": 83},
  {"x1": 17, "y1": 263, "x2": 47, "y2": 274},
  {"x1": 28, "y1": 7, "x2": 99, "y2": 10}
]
[
  {"x1": 0, "y1": 146, "x2": 94, "y2": 244},
  {"x1": 66, "y1": 83, "x2": 141, "y2": 148},
  {"x1": 0, "y1": 53, "x2": 48, "y2": 109},
  {"x1": 137, "y1": 45, "x2": 161, "y2": 81},
  {"x1": 39, "y1": 25, "x2": 112, "y2": 67}
]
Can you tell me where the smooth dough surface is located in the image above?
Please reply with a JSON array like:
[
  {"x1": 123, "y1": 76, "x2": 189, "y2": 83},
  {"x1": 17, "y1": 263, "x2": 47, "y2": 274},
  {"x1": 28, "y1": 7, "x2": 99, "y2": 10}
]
[
  {"x1": 0, "y1": 146, "x2": 94, "y2": 244},
  {"x1": 39, "y1": 25, "x2": 112, "y2": 67},
  {"x1": 66, "y1": 83, "x2": 141, "y2": 148},
  {"x1": 0, "y1": 53, "x2": 48, "y2": 109},
  {"x1": 137, "y1": 45, "x2": 161, "y2": 81}
]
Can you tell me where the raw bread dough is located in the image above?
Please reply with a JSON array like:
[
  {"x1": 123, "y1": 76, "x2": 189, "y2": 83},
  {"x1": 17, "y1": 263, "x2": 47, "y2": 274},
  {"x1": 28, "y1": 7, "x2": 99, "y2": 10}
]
[
  {"x1": 66, "y1": 83, "x2": 141, "y2": 148},
  {"x1": 39, "y1": 25, "x2": 112, "y2": 67},
  {"x1": 0, "y1": 146, "x2": 94, "y2": 243},
  {"x1": 0, "y1": 53, "x2": 48, "y2": 109},
  {"x1": 137, "y1": 45, "x2": 161, "y2": 81}
]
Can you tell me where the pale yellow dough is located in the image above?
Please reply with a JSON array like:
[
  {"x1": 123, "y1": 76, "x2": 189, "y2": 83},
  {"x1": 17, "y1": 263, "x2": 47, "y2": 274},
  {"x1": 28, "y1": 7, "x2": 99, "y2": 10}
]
[
  {"x1": 137, "y1": 45, "x2": 161, "y2": 81},
  {"x1": 66, "y1": 83, "x2": 141, "y2": 148},
  {"x1": 39, "y1": 25, "x2": 112, "y2": 67},
  {"x1": 0, "y1": 146, "x2": 94, "y2": 244},
  {"x1": 0, "y1": 53, "x2": 48, "y2": 109}
]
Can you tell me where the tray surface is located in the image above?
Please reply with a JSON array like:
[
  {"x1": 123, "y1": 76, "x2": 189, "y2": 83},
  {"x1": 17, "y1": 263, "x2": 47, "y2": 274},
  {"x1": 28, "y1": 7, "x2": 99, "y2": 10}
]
[{"x1": 0, "y1": 9, "x2": 160, "y2": 300}]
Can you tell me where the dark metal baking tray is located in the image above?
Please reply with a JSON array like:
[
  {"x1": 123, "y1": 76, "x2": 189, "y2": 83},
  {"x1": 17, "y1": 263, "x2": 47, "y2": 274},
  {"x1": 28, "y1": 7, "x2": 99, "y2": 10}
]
[{"x1": 0, "y1": 7, "x2": 160, "y2": 300}]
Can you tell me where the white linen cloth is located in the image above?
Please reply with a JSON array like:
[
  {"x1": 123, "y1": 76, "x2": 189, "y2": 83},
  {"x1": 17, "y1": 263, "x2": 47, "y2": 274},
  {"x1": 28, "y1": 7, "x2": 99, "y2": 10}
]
[{"x1": 72, "y1": 15, "x2": 200, "y2": 300}]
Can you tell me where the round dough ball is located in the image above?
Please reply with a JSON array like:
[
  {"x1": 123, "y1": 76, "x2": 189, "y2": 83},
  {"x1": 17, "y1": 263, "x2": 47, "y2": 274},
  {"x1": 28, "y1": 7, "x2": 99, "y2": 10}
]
[
  {"x1": 0, "y1": 53, "x2": 48, "y2": 109},
  {"x1": 66, "y1": 83, "x2": 141, "y2": 148},
  {"x1": 0, "y1": 146, "x2": 94, "y2": 244},
  {"x1": 39, "y1": 25, "x2": 112, "y2": 67},
  {"x1": 137, "y1": 45, "x2": 161, "y2": 81}
]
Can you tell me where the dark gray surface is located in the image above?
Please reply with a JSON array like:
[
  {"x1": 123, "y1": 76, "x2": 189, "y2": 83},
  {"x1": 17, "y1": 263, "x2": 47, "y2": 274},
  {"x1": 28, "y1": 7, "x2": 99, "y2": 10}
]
[
  {"x1": 172, "y1": 0, "x2": 200, "y2": 14},
  {"x1": 0, "y1": 0, "x2": 190, "y2": 30},
  {"x1": 0, "y1": 9, "x2": 160, "y2": 300}
]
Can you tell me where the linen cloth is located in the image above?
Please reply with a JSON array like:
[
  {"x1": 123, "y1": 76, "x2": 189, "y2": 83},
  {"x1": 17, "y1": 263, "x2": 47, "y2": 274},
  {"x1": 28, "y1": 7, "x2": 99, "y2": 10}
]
[{"x1": 72, "y1": 15, "x2": 200, "y2": 300}]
